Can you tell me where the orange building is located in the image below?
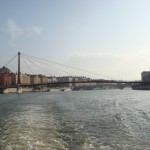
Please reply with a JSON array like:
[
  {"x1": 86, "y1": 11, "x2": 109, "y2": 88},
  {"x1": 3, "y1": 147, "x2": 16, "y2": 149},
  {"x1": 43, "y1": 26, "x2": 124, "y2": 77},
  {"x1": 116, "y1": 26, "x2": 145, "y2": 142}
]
[
  {"x1": 30, "y1": 75, "x2": 48, "y2": 84},
  {"x1": 39, "y1": 75, "x2": 48, "y2": 84},
  {"x1": 30, "y1": 75, "x2": 41, "y2": 84},
  {"x1": 0, "y1": 67, "x2": 13, "y2": 86},
  {"x1": 12, "y1": 74, "x2": 31, "y2": 85}
]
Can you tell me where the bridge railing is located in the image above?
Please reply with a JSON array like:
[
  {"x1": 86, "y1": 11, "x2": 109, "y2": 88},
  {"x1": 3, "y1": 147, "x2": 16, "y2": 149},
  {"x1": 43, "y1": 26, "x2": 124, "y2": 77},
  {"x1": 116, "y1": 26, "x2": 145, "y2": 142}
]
[{"x1": 20, "y1": 80, "x2": 149, "y2": 87}]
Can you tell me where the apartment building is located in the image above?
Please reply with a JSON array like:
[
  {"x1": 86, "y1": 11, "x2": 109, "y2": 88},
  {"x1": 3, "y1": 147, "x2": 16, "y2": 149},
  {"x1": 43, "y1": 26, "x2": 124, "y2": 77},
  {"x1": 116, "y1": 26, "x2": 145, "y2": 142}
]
[
  {"x1": 0, "y1": 67, "x2": 12, "y2": 86},
  {"x1": 12, "y1": 74, "x2": 31, "y2": 85}
]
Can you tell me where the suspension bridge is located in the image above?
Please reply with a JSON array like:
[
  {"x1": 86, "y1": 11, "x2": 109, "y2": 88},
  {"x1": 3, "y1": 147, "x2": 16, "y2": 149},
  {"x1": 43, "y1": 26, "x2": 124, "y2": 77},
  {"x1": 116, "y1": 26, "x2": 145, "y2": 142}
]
[{"x1": 0, "y1": 52, "x2": 148, "y2": 93}]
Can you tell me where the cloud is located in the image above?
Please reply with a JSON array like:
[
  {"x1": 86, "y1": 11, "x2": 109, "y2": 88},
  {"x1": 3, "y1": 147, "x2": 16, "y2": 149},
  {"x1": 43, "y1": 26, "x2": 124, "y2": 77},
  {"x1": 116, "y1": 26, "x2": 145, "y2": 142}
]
[
  {"x1": 31, "y1": 26, "x2": 44, "y2": 34},
  {"x1": 7, "y1": 19, "x2": 24, "y2": 41},
  {"x1": 6, "y1": 19, "x2": 44, "y2": 43},
  {"x1": 26, "y1": 26, "x2": 44, "y2": 36}
]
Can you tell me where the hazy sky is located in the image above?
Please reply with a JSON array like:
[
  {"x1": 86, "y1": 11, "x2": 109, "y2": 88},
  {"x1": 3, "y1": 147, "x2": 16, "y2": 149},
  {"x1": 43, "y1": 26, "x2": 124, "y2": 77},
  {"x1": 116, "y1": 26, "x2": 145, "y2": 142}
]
[{"x1": 1, "y1": 0, "x2": 150, "y2": 80}]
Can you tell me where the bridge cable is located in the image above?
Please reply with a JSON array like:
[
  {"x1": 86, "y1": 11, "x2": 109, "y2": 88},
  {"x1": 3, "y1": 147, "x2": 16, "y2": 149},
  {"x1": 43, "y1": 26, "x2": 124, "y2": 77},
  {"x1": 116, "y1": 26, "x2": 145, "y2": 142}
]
[
  {"x1": 22, "y1": 54, "x2": 76, "y2": 76},
  {"x1": 23, "y1": 56, "x2": 53, "y2": 76},
  {"x1": 4, "y1": 54, "x2": 18, "y2": 67},
  {"x1": 23, "y1": 55, "x2": 75, "y2": 87},
  {"x1": 22, "y1": 53, "x2": 117, "y2": 79},
  {"x1": 21, "y1": 55, "x2": 35, "y2": 74}
]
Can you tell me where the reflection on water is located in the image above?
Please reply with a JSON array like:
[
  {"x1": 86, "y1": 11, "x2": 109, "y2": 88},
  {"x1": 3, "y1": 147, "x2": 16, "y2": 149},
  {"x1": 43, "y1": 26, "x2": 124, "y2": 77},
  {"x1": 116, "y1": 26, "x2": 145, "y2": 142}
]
[{"x1": 0, "y1": 90, "x2": 150, "y2": 149}]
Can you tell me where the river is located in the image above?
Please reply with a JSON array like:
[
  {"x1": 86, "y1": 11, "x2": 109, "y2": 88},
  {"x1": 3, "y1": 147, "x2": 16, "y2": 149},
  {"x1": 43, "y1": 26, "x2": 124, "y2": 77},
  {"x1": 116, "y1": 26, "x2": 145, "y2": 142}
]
[{"x1": 0, "y1": 89, "x2": 150, "y2": 150}]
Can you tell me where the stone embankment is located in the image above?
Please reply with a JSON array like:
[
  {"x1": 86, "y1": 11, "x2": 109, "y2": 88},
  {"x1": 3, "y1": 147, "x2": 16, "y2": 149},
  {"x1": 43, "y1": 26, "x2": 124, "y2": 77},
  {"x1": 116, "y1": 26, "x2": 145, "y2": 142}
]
[{"x1": 1, "y1": 88, "x2": 33, "y2": 94}]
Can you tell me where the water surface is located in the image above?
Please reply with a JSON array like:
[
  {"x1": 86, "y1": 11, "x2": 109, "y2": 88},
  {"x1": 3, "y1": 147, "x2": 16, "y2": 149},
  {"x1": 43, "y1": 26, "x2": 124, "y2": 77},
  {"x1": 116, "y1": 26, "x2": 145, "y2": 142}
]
[{"x1": 0, "y1": 89, "x2": 150, "y2": 149}]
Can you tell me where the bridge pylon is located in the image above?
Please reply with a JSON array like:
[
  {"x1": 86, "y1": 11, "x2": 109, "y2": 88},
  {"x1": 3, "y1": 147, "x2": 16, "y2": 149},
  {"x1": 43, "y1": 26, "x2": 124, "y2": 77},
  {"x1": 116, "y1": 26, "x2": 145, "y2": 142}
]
[{"x1": 17, "y1": 52, "x2": 22, "y2": 93}]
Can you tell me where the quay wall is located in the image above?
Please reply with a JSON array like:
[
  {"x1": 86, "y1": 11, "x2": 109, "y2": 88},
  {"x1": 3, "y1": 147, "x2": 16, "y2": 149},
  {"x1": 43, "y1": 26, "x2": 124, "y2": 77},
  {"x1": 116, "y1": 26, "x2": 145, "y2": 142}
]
[
  {"x1": 3, "y1": 88, "x2": 17, "y2": 94},
  {"x1": 1, "y1": 88, "x2": 33, "y2": 94}
]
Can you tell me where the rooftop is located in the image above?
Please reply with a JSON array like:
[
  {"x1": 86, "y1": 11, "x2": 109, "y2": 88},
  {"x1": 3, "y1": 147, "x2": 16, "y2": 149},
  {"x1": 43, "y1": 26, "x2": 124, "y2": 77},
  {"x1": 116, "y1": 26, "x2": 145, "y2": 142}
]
[{"x1": 0, "y1": 66, "x2": 13, "y2": 74}]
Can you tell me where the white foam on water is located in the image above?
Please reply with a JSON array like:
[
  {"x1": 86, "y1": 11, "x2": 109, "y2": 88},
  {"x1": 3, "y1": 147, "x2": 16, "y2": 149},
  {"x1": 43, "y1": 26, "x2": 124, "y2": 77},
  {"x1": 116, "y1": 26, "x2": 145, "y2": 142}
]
[
  {"x1": 5, "y1": 146, "x2": 12, "y2": 150},
  {"x1": 82, "y1": 136, "x2": 99, "y2": 150},
  {"x1": 99, "y1": 145, "x2": 112, "y2": 150},
  {"x1": 0, "y1": 105, "x2": 69, "y2": 150}
]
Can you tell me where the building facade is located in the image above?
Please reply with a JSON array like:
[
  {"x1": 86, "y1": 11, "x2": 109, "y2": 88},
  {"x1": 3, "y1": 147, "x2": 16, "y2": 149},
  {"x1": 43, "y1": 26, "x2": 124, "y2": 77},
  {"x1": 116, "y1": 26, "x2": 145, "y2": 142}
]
[
  {"x1": 31, "y1": 75, "x2": 41, "y2": 84},
  {"x1": 0, "y1": 74, "x2": 12, "y2": 86},
  {"x1": 0, "y1": 67, "x2": 12, "y2": 86},
  {"x1": 57, "y1": 76, "x2": 73, "y2": 87},
  {"x1": 39, "y1": 75, "x2": 48, "y2": 84},
  {"x1": 141, "y1": 71, "x2": 150, "y2": 82},
  {"x1": 12, "y1": 74, "x2": 31, "y2": 85},
  {"x1": 48, "y1": 76, "x2": 58, "y2": 83}
]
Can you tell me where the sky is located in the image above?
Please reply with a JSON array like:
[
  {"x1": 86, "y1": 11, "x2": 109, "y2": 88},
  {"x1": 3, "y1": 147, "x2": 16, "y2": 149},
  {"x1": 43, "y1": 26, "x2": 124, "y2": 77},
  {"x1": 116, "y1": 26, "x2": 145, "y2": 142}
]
[{"x1": 1, "y1": 0, "x2": 150, "y2": 80}]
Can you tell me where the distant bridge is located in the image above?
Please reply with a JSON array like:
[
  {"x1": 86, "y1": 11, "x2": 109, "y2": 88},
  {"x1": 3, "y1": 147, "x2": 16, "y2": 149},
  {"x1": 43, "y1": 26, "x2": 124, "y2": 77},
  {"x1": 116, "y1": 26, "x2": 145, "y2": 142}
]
[
  {"x1": 19, "y1": 80, "x2": 145, "y2": 87},
  {"x1": 0, "y1": 79, "x2": 146, "y2": 88},
  {"x1": 1, "y1": 52, "x2": 148, "y2": 92}
]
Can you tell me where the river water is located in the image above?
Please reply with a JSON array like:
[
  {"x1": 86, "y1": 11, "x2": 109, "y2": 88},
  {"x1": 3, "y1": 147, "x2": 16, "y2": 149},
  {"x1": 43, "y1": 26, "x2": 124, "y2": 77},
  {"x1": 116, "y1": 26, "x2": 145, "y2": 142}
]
[{"x1": 0, "y1": 89, "x2": 150, "y2": 150}]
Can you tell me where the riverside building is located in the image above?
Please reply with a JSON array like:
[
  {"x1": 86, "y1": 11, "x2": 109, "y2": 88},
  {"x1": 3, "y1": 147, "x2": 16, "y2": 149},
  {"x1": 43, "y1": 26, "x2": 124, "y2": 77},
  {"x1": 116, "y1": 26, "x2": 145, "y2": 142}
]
[
  {"x1": 141, "y1": 71, "x2": 150, "y2": 82},
  {"x1": 0, "y1": 67, "x2": 13, "y2": 86},
  {"x1": 12, "y1": 74, "x2": 31, "y2": 85}
]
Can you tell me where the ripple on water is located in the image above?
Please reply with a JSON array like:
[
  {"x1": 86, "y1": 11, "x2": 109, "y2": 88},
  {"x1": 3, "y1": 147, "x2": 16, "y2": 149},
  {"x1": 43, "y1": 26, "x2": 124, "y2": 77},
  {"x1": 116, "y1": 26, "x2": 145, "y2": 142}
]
[
  {"x1": 0, "y1": 105, "x2": 70, "y2": 150},
  {"x1": 1, "y1": 91, "x2": 150, "y2": 149}
]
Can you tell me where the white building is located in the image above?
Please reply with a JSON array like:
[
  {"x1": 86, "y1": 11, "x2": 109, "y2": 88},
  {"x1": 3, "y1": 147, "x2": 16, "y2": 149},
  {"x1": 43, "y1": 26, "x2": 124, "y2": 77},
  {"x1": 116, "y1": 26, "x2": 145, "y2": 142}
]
[
  {"x1": 57, "y1": 76, "x2": 73, "y2": 87},
  {"x1": 48, "y1": 76, "x2": 58, "y2": 83}
]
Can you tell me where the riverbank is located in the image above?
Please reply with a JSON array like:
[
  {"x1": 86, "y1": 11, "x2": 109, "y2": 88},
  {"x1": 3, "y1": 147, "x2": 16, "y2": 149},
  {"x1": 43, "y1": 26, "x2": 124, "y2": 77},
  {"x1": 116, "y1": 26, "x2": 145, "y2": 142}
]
[
  {"x1": 0, "y1": 87, "x2": 72, "y2": 94},
  {"x1": 0, "y1": 85, "x2": 126, "y2": 94},
  {"x1": 1, "y1": 87, "x2": 33, "y2": 94}
]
